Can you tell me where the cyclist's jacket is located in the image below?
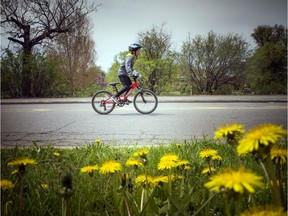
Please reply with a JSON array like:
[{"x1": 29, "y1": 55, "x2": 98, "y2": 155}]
[{"x1": 118, "y1": 53, "x2": 135, "y2": 77}]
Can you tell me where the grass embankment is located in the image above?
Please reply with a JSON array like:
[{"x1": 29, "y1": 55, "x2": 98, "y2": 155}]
[{"x1": 1, "y1": 124, "x2": 287, "y2": 216}]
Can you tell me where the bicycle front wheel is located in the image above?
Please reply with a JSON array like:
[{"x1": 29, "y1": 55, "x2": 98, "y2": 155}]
[
  {"x1": 133, "y1": 90, "x2": 158, "y2": 114},
  {"x1": 92, "y1": 90, "x2": 115, "y2": 114}
]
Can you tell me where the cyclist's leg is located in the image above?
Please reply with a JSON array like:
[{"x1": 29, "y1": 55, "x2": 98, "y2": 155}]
[{"x1": 115, "y1": 75, "x2": 132, "y2": 97}]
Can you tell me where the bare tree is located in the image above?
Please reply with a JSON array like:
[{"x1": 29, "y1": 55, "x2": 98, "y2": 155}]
[
  {"x1": 1, "y1": 0, "x2": 100, "y2": 96},
  {"x1": 46, "y1": 13, "x2": 99, "y2": 95}
]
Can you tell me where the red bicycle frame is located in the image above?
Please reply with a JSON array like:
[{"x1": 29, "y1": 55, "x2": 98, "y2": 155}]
[
  {"x1": 104, "y1": 81, "x2": 140, "y2": 105},
  {"x1": 120, "y1": 81, "x2": 140, "y2": 101}
]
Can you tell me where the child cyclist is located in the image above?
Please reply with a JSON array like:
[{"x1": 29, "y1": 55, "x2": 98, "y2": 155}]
[{"x1": 111, "y1": 43, "x2": 142, "y2": 104}]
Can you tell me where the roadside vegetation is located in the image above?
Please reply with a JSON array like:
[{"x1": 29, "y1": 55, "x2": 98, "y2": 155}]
[
  {"x1": 1, "y1": 123, "x2": 287, "y2": 215},
  {"x1": 1, "y1": 1, "x2": 287, "y2": 98}
]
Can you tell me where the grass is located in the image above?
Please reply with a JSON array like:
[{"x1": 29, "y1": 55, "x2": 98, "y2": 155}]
[{"x1": 1, "y1": 135, "x2": 287, "y2": 216}]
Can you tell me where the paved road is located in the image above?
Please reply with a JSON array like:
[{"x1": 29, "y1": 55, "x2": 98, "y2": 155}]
[{"x1": 1, "y1": 99, "x2": 287, "y2": 147}]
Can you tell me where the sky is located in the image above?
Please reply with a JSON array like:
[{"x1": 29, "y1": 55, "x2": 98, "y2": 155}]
[{"x1": 90, "y1": 0, "x2": 287, "y2": 72}]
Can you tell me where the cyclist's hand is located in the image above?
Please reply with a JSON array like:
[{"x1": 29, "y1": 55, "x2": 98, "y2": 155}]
[{"x1": 131, "y1": 70, "x2": 141, "y2": 79}]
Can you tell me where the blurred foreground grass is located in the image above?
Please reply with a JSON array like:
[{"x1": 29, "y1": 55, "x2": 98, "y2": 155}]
[{"x1": 1, "y1": 126, "x2": 287, "y2": 216}]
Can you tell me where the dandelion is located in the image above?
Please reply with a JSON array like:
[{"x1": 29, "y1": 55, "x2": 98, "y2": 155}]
[
  {"x1": 53, "y1": 152, "x2": 60, "y2": 157},
  {"x1": 125, "y1": 158, "x2": 143, "y2": 169},
  {"x1": 0, "y1": 179, "x2": 14, "y2": 191},
  {"x1": 237, "y1": 124, "x2": 287, "y2": 156},
  {"x1": 212, "y1": 155, "x2": 223, "y2": 161},
  {"x1": 95, "y1": 139, "x2": 101, "y2": 144},
  {"x1": 41, "y1": 184, "x2": 49, "y2": 189},
  {"x1": 176, "y1": 160, "x2": 190, "y2": 171},
  {"x1": 99, "y1": 160, "x2": 122, "y2": 174},
  {"x1": 214, "y1": 123, "x2": 245, "y2": 141},
  {"x1": 240, "y1": 205, "x2": 287, "y2": 216},
  {"x1": 202, "y1": 167, "x2": 216, "y2": 174},
  {"x1": 205, "y1": 167, "x2": 264, "y2": 194},
  {"x1": 158, "y1": 153, "x2": 179, "y2": 170},
  {"x1": 7, "y1": 157, "x2": 37, "y2": 167},
  {"x1": 135, "y1": 174, "x2": 154, "y2": 188},
  {"x1": 199, "y1": 149, "x2": 218, "y2": 159},
  {"x1": 270, "y1": 145, "x2": 287, "y2": 165},
  {"x1": 160, "y1": 153, "x2": 179, "y2": 162},
  {"x1": 81, "y1": 165, "x2": 99, "y2": 174},
  {"x1": 133, "y1": 148, "x2": 149, "y2": 159},
  {"x1": 153, "y1": 175, "x2": 169, "y2": 187},
  {"x1": 177, "y1": 159, "x2": 189, "y2": 167},
  {"x1": 11, "y1": 170, "x2": 18, "y2": 175},
  {"x1": 158, "y1": 159, "x2": 178, "y2": 170}
]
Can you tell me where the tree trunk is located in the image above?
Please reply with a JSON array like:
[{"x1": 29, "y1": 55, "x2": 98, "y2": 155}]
[{"x1": 22, "y1": 35, "x2": 33, "y2": 97}]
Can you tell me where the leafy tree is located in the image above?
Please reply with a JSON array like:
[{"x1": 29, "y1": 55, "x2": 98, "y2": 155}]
[
  {"x1": 251, "y1": 24, "x2": 287, "y2": 47},
  {"x1": 245, "y1": 25, "x2": 287, "y2": 94},
  {"x1": 137, "y1": 24, "x2": 177, "y2": 94},
  {"x1": 180, "y1": 31, "x2": 250, "y2": 94},
  {"x1": 1, "y1": 0, "x2": 100, "y2": 96},
  {"x1": 1, "y1": 49, "x2": 59, "y2": 97}
]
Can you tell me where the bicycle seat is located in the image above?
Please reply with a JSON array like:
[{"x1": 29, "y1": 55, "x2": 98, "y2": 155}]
[{"x1": 109, "y1": 82, "x2": 120, "y2": 86}]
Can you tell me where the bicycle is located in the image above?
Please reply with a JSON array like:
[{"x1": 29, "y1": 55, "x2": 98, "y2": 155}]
[{"x1": 91, "y1": 78, "x2": 158, "y2": 114}]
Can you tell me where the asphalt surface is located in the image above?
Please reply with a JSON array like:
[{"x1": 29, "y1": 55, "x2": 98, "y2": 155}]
[
  {"x1": 1, "y1": 95, "x2": 287, "y2": 104},
  {"x1": 1, "y1": 96, "x2": 287, "y2": 147}
]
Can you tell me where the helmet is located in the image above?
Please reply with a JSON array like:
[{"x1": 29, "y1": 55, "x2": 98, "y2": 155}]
[{"x1": 128, "y1": 43, "x2": 142, "y2": 51}]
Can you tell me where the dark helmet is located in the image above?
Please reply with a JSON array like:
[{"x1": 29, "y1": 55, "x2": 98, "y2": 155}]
[{"x1": 128, "y1": 43, "x2": 142, "y2": 51}]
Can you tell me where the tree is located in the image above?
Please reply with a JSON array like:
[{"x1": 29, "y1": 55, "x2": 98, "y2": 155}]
[
  {"x1": 1, "y1": 49, "x2": 59, "y2": 97},
  {"x1": 251, "y1": 24, "x2": 287, "y2": 47},
  {"x1": 180, "y1": 31, "x2": 250, "y2": 94},
  {"x1": 1, "y1": 0, "x2": 100, "y2": 96},
  {"x1": 137, "y1": 24, "x2": 177, "y2": 94},
  {"x1": 45, "y1": 12, "x2": 101, "y2": 96},
  {"x1": 245, "y1": 25, "x2": 287, "y2": 94}
]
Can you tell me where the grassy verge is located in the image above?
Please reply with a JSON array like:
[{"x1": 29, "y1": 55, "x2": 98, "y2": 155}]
[{"x1": 1, "y1": 126, "x2": 287, "y2": 216}]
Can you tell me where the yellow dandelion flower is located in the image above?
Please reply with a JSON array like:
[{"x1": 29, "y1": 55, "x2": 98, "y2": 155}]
[
  {"x1": 237, "y1": 124, "x2": 287, "y2": 156},
  {"x1": 125, "y1": 158, "x2": 143, "y2": 168},
  {"x1": 177, "y1": 159, "x2": 189, "y2": 166},
  {"x1": 240, "y1": 205, "x2": 287, "y2": 216},
  {"x1": 11, "y1": 170, "x2": 18, "y2": 175},
  {"x1": 53, "y1": 152, "x2": 60, "y2": 157},
  {"x1": 212, "y1": 155, "x2": 223, "y2": 161},
  {"x1": 135, "y1": 174, "x2": 154, "y2": 188},
  {"x1": 41, "y1": 184, "x2": 49, "y2": 189},
  {"x1": 153, "y1": 176, "x2": 169, "y2": 186},
  {"x1": 202, "y1": 167, "x2": 216, "y2": 174},
  {"x1": 7, "y1": 157, "x2": 37, "y2": 167},
  {"x1": 81, "y1": 165, "x2": 99, "y2": 174},
  {"x1": 0, "y1": 179, "x2": 14, "y2": 191},
  {"x1": 199, "y1": 149, "x2": 218, "y2": 158},
  {"x1": 158, "y1": 159, "x2": 178, "y2": 170},
  {"x1": 133, "y1": 148, "x2": 149, "y2": 159},
  {"x1": 184, "y1": 165, "x2": 191, "y2": 170},
  {"x1": 95, "y1": 139, "x2": 101, "y2": 144},
  {"x1": 99, "y1": 160, "x2": 122, "y2": 174},
  {"x1": 214, "y1": 123, "x2": 245, "y2": 140},
  {"x1": 160, "y1": 153, "x2": 179, "y2": 162},
  {"x1": 271, "y1": 145, "x2": 287, "y2": 165},
  {"x1": 205, "y1": 167, "x2": 264, "y2": 194}
]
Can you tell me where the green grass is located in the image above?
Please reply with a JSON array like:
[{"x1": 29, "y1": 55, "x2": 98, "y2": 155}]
[{"x1": 1, "y1": 138, "x2": 287, "y2": 216}]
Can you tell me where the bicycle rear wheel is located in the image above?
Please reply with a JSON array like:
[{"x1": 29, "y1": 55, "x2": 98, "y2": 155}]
[
  {"x1": 92, "y1": 90, "x2": 115, "y2": 114},
  {"x1": 133, "y1": 90, "x2": 158, "y2": 114}
]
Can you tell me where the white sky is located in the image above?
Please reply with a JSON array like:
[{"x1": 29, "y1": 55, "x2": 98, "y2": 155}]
[{"x1": 90, "y1": 0, "x2": 287, "y2": 72}]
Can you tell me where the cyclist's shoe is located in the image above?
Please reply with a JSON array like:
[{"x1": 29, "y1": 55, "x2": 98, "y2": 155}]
[
  {"x1": 111, "y1": 96, "x2": 119, "y2": 104},
  {"x1": 125, "y1": 99, "x2": 132, "y2": 104}
]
